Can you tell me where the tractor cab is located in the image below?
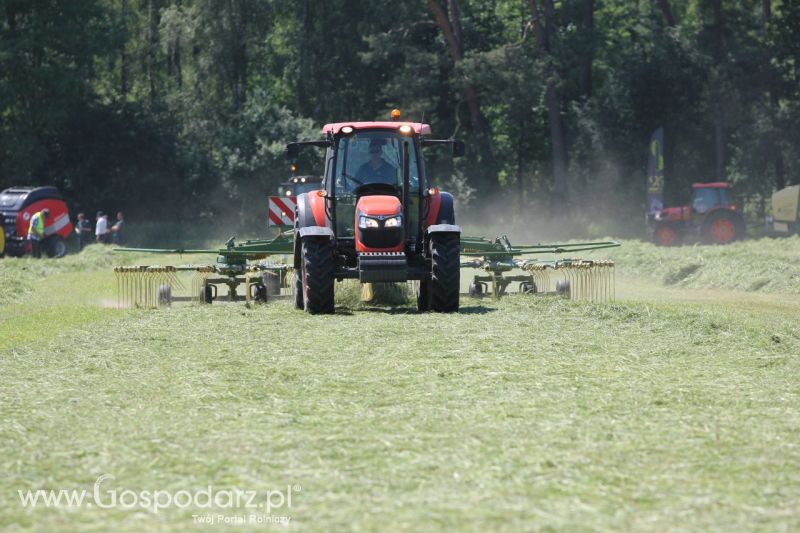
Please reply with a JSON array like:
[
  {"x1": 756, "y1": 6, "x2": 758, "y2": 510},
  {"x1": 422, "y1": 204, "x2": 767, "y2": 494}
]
[
  {"x1": 286, "y1": 110, "x2": 465, "y2": 314},
  {"x1": 327, "y1": 127, "x2": 422, "y2": 247},
  {"x1": 691, "y1": 182, "x2": 733, "y2": 214}
]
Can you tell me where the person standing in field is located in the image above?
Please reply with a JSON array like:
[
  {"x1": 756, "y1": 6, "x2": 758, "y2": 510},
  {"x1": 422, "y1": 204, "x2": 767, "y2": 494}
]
[
  {"x1": 111, "y1": 211, "x2": 125, "y2": 245},
  {"x1": 95, "y1": 211, "x2": 109, "y2": 244},
  {"x1": 27, "y1": 208, "x2": 50, "y2": 258},
  {"x1": 74, "y1": 212, "x2": 92, "y2": 250}
]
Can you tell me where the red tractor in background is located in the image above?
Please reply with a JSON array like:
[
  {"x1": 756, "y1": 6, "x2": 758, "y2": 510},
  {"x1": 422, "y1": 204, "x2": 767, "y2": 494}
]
[
  {"x1": 650, "y1": 182, "x2": 745, "y2": 246},
  {"x1": 0, "y1": 186, "x2": 73, "y2": 257}
]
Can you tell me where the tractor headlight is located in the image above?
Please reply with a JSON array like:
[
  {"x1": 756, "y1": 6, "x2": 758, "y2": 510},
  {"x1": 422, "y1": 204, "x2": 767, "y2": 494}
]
[
  {"x1": 359, "y1": 216, "x2": 380, "y2": 229},
  {"x1": 384, "y1": 216, "x2": 402, "y2": 228}
]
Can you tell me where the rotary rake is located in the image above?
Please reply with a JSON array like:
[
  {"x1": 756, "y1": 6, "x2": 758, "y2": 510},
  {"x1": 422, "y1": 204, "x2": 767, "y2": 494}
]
[
  {"x1": 113, "y1": 234, "x2": 294, "y2": 308},
  {"x1": 460, "y1": 236, "x2": 619, "y2": 301},
  {"x1": 112, "y1": 231, "x2": 619, "y2": 308}
]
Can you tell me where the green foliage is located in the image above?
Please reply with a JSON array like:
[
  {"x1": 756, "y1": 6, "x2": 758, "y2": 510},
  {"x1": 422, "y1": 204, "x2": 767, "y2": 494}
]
[{"x1": 2, "y1": 0, "x2": 799, "y2": 236}]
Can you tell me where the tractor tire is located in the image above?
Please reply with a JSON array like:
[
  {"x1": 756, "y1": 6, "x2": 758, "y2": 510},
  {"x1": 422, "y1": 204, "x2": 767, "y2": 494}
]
[
  {"x1": 262, "y1": 272, "x2": 281, "y2": 296},
  {"x1": 199, "y1": 283, "x2": 213, "y2": 304},
  {"x1": 301, "y1": 237, "x2": 335, "y2": 314},
  {"x1": 520, "y1": 281, "x2": 537, "y2": 294},
  {"x1": 417, "y1": 279, "x2": 431, "y2": 312},
  {"x1": 45, "y1": 236, "x2": 67, "y2": 258},
  {"x1": 158, "y1": 284, "x2": 172, "y2": 306},
  {"x1": 468, "y1": 281, "x2": 484, "y2": 298},
  {"x1": 556, "y1": 279, "x2": 571, "y2": 296},
  {"x1": 703, "y1": 211, "x2": 744, "y2": 245},
  {"x1": 253, "y1": 283, "x2": 268, "y2": 303},
  {"x1": 653, "y1": 223, "x2": 681, "y2": 246},
  {"x1": 430, "y1": 233, "x2": 460, "y2": 313},
  {"x1": 293, "y1": 271, "x2": 304, "y2": 310}
]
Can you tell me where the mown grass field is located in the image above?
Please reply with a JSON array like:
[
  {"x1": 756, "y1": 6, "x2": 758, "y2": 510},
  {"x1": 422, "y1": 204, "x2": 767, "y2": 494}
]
[{"x1": 1, "y1": 239, "x2": 799, "y2": 531}]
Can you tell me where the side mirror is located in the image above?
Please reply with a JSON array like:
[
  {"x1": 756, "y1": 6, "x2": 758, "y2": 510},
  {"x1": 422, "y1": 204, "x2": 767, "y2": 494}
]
[
  {"x1": 452, "y1": 140, "x2": 465, "y2": 158},
  {"x1": 285, "y1": 143, "x2": 299, "y2": 161}
]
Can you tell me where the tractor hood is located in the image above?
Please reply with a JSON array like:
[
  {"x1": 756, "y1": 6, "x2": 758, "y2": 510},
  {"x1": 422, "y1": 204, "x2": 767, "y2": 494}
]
[
  {"x1": 356, "y1": 195, "x2": 401, "y2": 217},
  {"x1": 355, "y1": 195, "x2": 404, "y2": 253},
  {"x1": 655, "y1": 207, "x2": 688, "y2": 222}
]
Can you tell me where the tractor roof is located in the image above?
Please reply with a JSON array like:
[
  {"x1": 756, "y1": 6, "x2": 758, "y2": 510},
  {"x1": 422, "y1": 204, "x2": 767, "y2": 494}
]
[
  {"x1": 692, "y1": 182, "x2": 731, "y2": 189},
  {"x1": 322, "y1": 122, "x2": 432, "y2": 135}
]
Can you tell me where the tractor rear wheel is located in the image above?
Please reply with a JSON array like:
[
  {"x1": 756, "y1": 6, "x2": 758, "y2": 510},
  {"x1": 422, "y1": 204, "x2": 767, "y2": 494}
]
[
  {"x1": 703, "y1": 211, "x2": 744, "y2": 244},
  {"x1": 653, "y1": 223, "x2": 680, "y2": 246},
  {"x1": 430, "y1": 233, "x2": 460, "y2": 313},
  {"x1": 468, "y1": 281, "x2": 484, "y2": 298},
  {"x1": 301, "y1": 237, "x2": 335, "y2": 314}
]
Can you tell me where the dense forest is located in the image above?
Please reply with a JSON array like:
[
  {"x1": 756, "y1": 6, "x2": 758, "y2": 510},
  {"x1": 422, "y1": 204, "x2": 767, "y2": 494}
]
[{"x1": 2, "y1": 0, "x2": 800, "y2": 238}]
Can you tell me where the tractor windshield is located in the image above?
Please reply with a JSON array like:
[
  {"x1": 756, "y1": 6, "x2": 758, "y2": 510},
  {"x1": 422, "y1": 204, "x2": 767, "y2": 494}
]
[
  {"x1": 334, "y1": 131, "x2": 420, "y2": 195},
  {"x1": 693, "y1": 187, "x2": 728, "y2": 213}
]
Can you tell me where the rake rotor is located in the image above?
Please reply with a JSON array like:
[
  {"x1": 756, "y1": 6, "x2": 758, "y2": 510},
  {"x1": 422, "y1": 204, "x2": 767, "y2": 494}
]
[{"x1": 460, "y1": 236, "x2": 619, "y2": 302}]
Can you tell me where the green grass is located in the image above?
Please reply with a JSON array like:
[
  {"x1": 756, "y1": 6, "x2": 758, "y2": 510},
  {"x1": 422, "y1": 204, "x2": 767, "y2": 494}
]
[
  {"x1": 1, "y1": 242, "x2": 799, "y2": 531},
  {"x1": 603, "y1": 236, "x2": 800, "y2": 294}
]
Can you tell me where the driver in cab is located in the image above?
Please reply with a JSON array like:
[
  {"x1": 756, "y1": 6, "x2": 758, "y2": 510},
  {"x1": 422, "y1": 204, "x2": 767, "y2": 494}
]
[{"x1": 355, "y1": 139, "x2": 396, "y2": 185}]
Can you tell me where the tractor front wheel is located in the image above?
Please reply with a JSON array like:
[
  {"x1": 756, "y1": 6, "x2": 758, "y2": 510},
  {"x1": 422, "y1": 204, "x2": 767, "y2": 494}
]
[
  {"x1": 301, "y1": 237, "x2": 335, "y2": 314},
  {"x1": 430, "y1": 233, "x2": 460, "y2": 313}
]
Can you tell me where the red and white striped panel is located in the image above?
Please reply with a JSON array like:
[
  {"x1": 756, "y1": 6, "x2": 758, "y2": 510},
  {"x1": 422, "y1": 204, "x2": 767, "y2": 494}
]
[{"x1": 268, "y1": 196, "x2": 296, "y2": 226}]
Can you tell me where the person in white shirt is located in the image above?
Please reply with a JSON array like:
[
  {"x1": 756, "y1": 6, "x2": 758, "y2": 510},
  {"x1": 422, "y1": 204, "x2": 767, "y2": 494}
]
[{"x1": 95, "y1": 211, "x2": 109, "y2": 243}]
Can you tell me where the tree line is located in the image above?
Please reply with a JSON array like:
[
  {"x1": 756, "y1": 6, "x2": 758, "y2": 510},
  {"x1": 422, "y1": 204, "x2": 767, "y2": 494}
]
[{"x1": 2, "y1": 0, "x2": 799, "y2": 237}]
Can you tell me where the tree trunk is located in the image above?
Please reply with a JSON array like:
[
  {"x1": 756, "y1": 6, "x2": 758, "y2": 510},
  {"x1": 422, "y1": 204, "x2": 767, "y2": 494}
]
[
  {"x1": 228, "y1": 0, "x2": 248, "y2": 112},
  {"x1": 427, "y1": 0, "x2": 497, "y2": 187},
  {"x1": 762, "y1": 0, "x2": 785, "y2": 189},
  {"x1": 710, "y1": 0, "x2": 725, "y2": 181},
  {"x1": 119, "y1": 0, "x2": 129, "y2": 97},
  {"x1": 656, "y1": 0, "x2": 676, "y2": 27},
  {"x1": 529, "y1": 0, "x2": 568, "y2": 202},
  {"x1": 580, "y1": 0, "x2": 594, "y2": 98},
  {"x1": 173, "y1": 0, "x2": 182, "y2": 88},
  {"x1": 147, "y1": 0, "x2": 159, "y2": 102},
  {"x1": 546, "y1": 81, "x2": 567, "y2": 199}
]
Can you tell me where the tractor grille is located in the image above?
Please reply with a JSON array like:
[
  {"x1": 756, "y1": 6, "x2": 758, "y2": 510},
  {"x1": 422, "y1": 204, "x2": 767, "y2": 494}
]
[
  {"x1": 358, "y1": 252, "x2": 408, "y2": 283},
  {"x1": 358, "y1": 227, "x2": 403, "y2": 250}
]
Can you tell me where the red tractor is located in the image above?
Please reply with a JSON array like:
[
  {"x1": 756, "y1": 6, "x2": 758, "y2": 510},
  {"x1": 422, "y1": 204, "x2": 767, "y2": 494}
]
[
  {"x1": 285, "y1": 112, "x2": 464, "y2": 314},
  {"x1": 1, "y1": 186, "x2": 73, "y2": 258},
  {"x1": 650, "y1": 182, "x2": 745, "y2": 246}
]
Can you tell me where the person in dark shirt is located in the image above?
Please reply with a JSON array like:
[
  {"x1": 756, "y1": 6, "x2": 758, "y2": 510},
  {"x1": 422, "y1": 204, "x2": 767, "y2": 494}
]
[
  {"x1": 355, "y1": 140, "x2": 397, "y2": 185},
  {"x1": 74, "y1": 212, "x2": 92, "y2": 250},
  {"x1": 111, "y1": 211, "x2": 125, "y2": 245}
]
